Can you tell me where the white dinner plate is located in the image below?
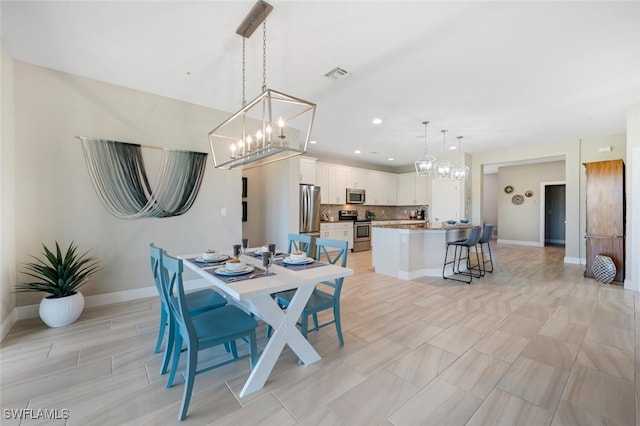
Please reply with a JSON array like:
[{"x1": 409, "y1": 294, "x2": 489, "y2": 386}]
[
  {"x1": 282, "y1": 256, "x2": 314, "y2": 265},
  {"x1": 195, "y1": 254, "x2": 228, "y2": 263},
  {"x1": 213, "y1": 264, "x2": 255, "y2": 276}
]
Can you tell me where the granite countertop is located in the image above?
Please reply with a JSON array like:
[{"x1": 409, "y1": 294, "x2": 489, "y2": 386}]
[{"x1": 373, "y1": 223, "x2": 473, "y2": 230}]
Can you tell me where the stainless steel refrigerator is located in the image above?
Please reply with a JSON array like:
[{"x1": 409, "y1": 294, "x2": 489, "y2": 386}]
[{"x1": 299, "y1": 184, "x2": 321, "y2": 257}]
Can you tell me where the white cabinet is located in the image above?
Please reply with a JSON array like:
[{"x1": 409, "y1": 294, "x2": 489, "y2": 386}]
[
  {"x1": 316, "y1": 163, "x2": 346, "y2": 204},
  {"x1": 397, "y1": 173, "x2": 429, "y2": 205},
  {"x1": 346, "y1": 168, "x2": 368, "y2": 190},
  {"x1": 384, "y1": 173, "x2": 398, "y2": 205},
  {"x1": 299, "y1": 157, "x2": 316, "y2": 185},
  {"x1": 320, "y1": 222, "x2": 353, "y2": 250}
]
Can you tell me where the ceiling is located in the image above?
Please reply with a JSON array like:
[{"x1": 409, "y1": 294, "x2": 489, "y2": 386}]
[{"x1": 2, "y1": 1, "x2": 639, "y2": 169}]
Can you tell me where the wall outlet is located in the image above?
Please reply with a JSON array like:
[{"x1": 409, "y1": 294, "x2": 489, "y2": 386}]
[{"x1": 221, "y1": 207, "x2": 227, "y2": 217}]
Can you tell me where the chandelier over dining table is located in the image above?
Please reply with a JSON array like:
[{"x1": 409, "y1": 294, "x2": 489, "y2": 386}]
[{"x1": 208, "y1": 0, "x2": 316, "y2": 170}]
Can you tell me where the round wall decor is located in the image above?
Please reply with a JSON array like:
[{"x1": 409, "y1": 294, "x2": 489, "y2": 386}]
[
  {"x1": 525, "y1": 190, "x2": 534, "y2": 197},
  {"x1": 504, "y1": 185, "x2": 514, "y2": 194},
  {"x1": 512, "y1": 194, "x2": 525, "y2": 205}
]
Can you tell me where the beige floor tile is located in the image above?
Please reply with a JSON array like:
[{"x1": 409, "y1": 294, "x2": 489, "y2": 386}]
[
  {"x1": 562, "y1": 364, "x2": 634, "y2": 425},
  {"x1": 0, "y1": 358, "x2": 113, "y2": 407},
  {"x1": 273, "y1": 362, "x2": 364, "y2": 420},
  {"x1": 585, "y1": 323, "x2": 634, "y2": 352},
  {"x1": 421, "y1": 305, "x2": 467, "y2": 328},
  {"x1": 551, "y1": 304, "x2": 593, "y2": 326},
  {"x1": 440, "y1": 349, "x2": 510, "y2": 399},
  {"x1": 349, "y1": 316, "x2": 406, "y2": 343},
  {"x1": 473, "y1": 329, "x2": 530, "y2": 363},
  {"x1": 551, "y1": 399, "x2": 625, "y2": 426},
  {"x1": 575, "y1": 340, "x2": 634, "y2": 381},
  {"x1": 414, "y1": 293, "x2": 457, "y2": 310},
  {"x1": 512, "y1": 302, "x2": 552, "y2": 322},
  {"x1": 297, "y1": 408, "x2": 346, "y2": 426},
  {"x1": 340, "y1": 337, "x2": 406, "y2": 376},
  {"x1": 456, "y1": 310, "x2": 504, "y2": 334},
  {"x1": 497, "y1": 357, "x2": 569, "y2": 413},
  {"x1": 590, "y1": 305, "x2": 634, "y2": 330},
  {"x1": 520, "y1": 335, "x2": 579, "y2": 370},
  {"x1": 0, "y1": 350, "x2": 79, "y2": 387},
  {"x1": 482, "y1": 299, "x2": 517, "y2": 317},
  {"x1": 537, "y1": 318, "x2": 587, "y2": 345},
  {"x1": 385, "y1": 343, "x2": 458, "y2": 388},
  {"x1": 210, "y1": 393, "x2": 295, "y2": 426},
  {"x1": 498, "y1": 315, "x2": 545, "y2": 339},
  {"x1": 428, "y1": 324, "x2": 484, "y2": 356},
  {"x1": 384, "y1": 320, "x2": 444, "y2": 349},
  {"x1": 467, "y1": 389, "x2": 552, "y2": 426},
  {"x1": 387, "y1": 378, "x2": 482, "y2": 425},
  {"x1": 327, "y1": 369, "x2": 419, "y2": 425}
]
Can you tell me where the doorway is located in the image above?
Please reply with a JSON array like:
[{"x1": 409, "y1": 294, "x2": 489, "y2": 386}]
[{"x1": 541, "y1": 182, "x2": 566, "y2": 246}]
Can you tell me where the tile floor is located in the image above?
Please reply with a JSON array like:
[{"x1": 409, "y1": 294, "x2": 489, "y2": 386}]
[{"x1": 0, "y1": 243, "x2": 637, "y2": 425}]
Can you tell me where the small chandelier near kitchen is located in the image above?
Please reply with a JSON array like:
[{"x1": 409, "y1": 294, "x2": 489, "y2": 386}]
[
  {"x1": 414, "y1": 120, "x2": 437, "y2": 176},
  {"x1": 451, "y1": 136, "x2": 469, "y2": 181},
  {"x1": 435, "y1": 130, "x2": 454, "y2": 180},
  {"x1": 208, "y1": 0, "x2": 316, "y2": 170}
]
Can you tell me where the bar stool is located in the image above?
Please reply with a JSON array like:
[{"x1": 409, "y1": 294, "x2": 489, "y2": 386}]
[
  {"x1": 442, "y1": 226, "x2": 482, "y2": 284},
  {"x1": 478, "y1": 224, "x2": 494, "y2": 276}
]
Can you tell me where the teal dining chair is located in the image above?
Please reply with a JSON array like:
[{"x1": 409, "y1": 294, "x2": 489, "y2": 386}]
[
  {"x1": 274, "y1": 238, "x2": 348, "y2": 345},
  {"x1": 160, "y1": 251, "x2": 259, "y2": 421},
  {"x1": 149, "y1": 243, "x2": 227, "y2": 375},
  {"x1": 287, "y1": 233, "x2": 313, "y2": 257}
]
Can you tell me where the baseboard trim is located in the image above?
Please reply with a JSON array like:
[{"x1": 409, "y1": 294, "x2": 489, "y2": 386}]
[
  {"x1": 0, "y1": 308, "x2": 18, "y2": 342},
  {"x1": 11, "y1": 278, "x2": 212, "y2": 323},
  {"x1": 564, "y1": 256, "x2": 585, "y2": 265},
  {"x1": 496, "y1": 239, "x2": 543, "y2": 247}
]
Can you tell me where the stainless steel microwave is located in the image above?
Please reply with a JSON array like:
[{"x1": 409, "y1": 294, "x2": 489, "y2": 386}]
[{"x1": 346, "y1": 188, "x2": 365, "y2": 204}]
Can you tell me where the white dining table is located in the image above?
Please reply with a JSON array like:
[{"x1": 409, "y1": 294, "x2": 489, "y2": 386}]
[{"x1": 180, "y1": 251, "x2": 353, "y2": 397}]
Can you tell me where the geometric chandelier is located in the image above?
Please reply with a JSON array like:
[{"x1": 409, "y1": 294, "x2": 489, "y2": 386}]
[
  {"x1": 209, "y1": 0, "x2": 316, "y2": 170},
  {"x1": 451, "y1": 136, "x2": 469, "y2": 181},
  {"x1": 415, "y1": 120, "x2": 437, "y2": 176}
]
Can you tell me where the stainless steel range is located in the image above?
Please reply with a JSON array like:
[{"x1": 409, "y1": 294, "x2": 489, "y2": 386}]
[{"x1": 338, "y1": 210, "x2": 371, "y2": 252}]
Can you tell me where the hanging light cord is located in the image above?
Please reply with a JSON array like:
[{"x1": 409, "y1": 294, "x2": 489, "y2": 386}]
[
  {"x1": 423, "y1": 121, "x2": 430, "y2": 156},
  {"x1": 262, "y1": 20, "x2": 267, "y2": 92},
  {"x1": 241, "y1": 37, "x2": 246, "y2": 107}
]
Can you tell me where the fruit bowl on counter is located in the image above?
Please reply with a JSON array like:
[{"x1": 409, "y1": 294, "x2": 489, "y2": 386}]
[
  {"x1": 460, "y1": 219, "x2": 469, "y2": 224},
  {"x1": 446, "y1": 220, "x2": 457, "y2": 225}
]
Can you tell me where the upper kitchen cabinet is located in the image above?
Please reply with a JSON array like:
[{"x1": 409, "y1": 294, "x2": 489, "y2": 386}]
[
  {"x1": 368, "y1": 172, "x2": 397, "y2": 205},
  {"x1": 299, "y1": 157, "x2": 317, "y2": 185},
  {"x1": 316, "y1": 162, "x2": 346, "y2": 204},
  {"x1": 346, "y1": 168, "x2": 370, "y2": 192},
  {"x1": 397, "y1": 173, "x2": 429, "y2": 205}
]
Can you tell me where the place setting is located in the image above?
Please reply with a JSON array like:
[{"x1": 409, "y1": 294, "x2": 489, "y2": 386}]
[
  {"x1": 275, "y1": 250, "x2": 327, "y2": 271},
  {"x1": 205, "y1": 243, "x2": 277, "y2": 283},
  {"x1": 187, "y1": 249, "x2": 229, "y2": 268}
]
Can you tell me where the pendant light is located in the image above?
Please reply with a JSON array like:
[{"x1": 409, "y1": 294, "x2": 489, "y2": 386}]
[
  {"x1": 451, "y1": 136, "x2": 469, "y2": 181},
  {"x1": 208, "y1": 0, "x2": 316, "y2": 170},
  {"x1": 435, "y1": 130, "x2": 453, "y2": 180},
  {"x1": 414, "y1": 120, "x2": 437, "y2": 176}
]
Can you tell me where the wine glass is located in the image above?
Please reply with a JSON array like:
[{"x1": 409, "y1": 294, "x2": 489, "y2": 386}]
[
  {"x1": 233, "y1": 244, "x2": 241, "y2": 258},
  {"x1": 241, "y1": 238, "x2": 249, "y2": 254},
  {"x1": 262, "y1": 251, "x2": 274, "y2": 275}
]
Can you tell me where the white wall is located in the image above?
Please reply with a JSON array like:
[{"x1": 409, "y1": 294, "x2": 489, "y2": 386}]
[
  {"x1": 497, "y1": 161, "x2": 565, "y2": 245},
  {"x1": 1, "y1": 42, "x2": 17, "y2": 328},
  {"x1": 12, "y1": 62, "x2": 242, "y2": 307},
  {"x1": 472, "y1": 133, "x2": 626, "y2": 264},
  {"x1": 481, "y1": 172, "x2": 498, "y2": 235}
]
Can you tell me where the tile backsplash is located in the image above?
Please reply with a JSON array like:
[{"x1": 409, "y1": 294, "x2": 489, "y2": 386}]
[{"x1": 320, "y1": 204, "x2": 428, "y2": 220}]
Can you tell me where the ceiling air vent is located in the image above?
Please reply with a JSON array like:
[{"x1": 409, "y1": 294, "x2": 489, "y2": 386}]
[{"x1": 324, "y1": 67, "x2": 351, "y2": 81}]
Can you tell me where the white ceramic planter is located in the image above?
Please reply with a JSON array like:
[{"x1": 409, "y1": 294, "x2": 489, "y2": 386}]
[{"x1": 39, "y1": 291, "x2": 85, "y2": 328}]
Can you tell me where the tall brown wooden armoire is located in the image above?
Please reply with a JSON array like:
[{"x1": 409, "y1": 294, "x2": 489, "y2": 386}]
[{"x1": 584, "y1": 159, "x2": 625, "y2": 283}]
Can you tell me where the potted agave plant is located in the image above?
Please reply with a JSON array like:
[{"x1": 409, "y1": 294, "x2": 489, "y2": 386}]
[{"x1": 15, "y1": 241, "x2": 100, "y2": 328}]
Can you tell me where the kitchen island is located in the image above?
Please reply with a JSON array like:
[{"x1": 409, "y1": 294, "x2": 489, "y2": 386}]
[{"x1": 372, "y1": 223, "x2": 472, "y2": 280}]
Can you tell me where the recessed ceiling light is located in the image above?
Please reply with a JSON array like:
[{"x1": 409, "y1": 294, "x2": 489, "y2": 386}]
[
  {"x1": 388, "y1": 157, "x2": 394, "y2": 161},
  {"x1": 449, "y1": 146, "x2": 457, "y2": 150},
  {"x1": 372, "y1": 118, "x2": 382, "y2": 125},
  {"x1": 354, "y1": 150, "x2": 361, "y2": 154},
  {"x1": 309, "y1": 140, "x2": 317, "y2": 144}
]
